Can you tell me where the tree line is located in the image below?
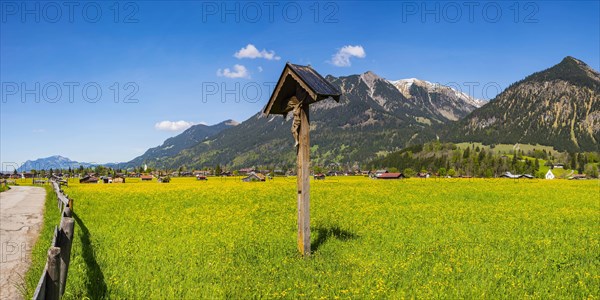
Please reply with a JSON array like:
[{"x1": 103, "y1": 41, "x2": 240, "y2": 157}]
[{"x1": 366, "y1": 142, "x2": 599, "y2": 178}]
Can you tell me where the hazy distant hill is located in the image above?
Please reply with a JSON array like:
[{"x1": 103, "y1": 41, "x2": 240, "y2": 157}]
[{"x1": 17, "y1": 155, "x2": 95, "y2": 172}]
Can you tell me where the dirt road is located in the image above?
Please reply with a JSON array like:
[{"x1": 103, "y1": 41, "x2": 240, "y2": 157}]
[{"x1": 0, "y1": 186, "x2": 46, "y2": 300}]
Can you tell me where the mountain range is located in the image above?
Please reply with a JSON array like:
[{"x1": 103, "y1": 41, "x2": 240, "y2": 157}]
[
  {"x1": 127, "y1": 70, "x2": 488, "y2": 169},
  {"x1": 446, "y1": 56, "x2": 600, "y2": 152},
  {"x1": 16, "y1": 155, "x2": 96, "y2": 172},
  {"x1": 17, "y1": 56, "x2": 599, "y2": 171},
  {"x1": 127, "y1": 120, "x2": 239, "y2": 166}
]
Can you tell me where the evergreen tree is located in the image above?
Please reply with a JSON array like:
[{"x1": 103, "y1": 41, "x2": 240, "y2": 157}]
[
  {"x1": 568, "y1": 153, "x2": 575, "y2": 169},
  {"x1": 463, "y1": 146, "x2": 471, "y2": 159},
  {"x1": 577, "y1": 153, "x2": 585, "y2": 174}
]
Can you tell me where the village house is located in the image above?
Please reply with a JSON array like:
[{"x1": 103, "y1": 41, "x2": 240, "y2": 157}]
[
  {"x1": 242, "y1": 172, "x2": 266, "y2": 182},
  {"x1": 193, "y1": 170, "x2": 211, "y2": 176},
  {"x1": 375, "y1": 170, "x2": 388, "y2": 177},
  {"x1": 378, "y1": 173, "x2": 405, "y2": 179},
  {"x1": 417, "y1": 172, "x2": 431, "y2": 178},
  {"x1": 79, "y1": 175, "x2": 99, "y2": 184},
  {"x1": 501, "y1": 172, "x2": 534, "y2": 179},
  {"x1": 238, "y1": 168, "x2": 255, "y2": 175},
  {"x1": 140, "y1": 175, "x2": 153, "y2": 181},
  {"x1": 545, "y1": 170, "x2": 555, "y2": 180},
  {"x1": 314, "y1": 173, "x2": 325, "y2": 180}
]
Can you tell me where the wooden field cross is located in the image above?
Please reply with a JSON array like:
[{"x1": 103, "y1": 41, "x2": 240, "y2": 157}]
[{"x1": 264, "y1": 63, "x2": 341, "y2": 256}]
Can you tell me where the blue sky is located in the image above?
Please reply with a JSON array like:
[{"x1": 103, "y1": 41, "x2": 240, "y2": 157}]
[{"x1": 1, "y1": 1, "x2": 598, "y2": 167}]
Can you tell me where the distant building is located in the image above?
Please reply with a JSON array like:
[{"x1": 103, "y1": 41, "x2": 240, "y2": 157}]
[
  {"x1": 80, "y1": 175, "x2": 99, "y2": 184},
  {"x1": 314, "y1": 173, "x2": 325, "y2": 180},
  {"x1": 569, "y1": 174, "x2": 587, "y2": 180},
  {"x1": 545, "y1": 170, "x2": 555, "y2": 180},
  {"x1": 417, "y1": 172, "x2": 430, "y2": 178},
  {"x1": 242, "y1": 172, "x2": 266, "y2": 182},
  {"x1": 140, "y1": 175, "x2": 153, "y2": 181},
  {"x1": 193, "y1": 170, "x2": 211, "y2": 176},
  {"x1": 239, "y1": 168, "x2": 255, "y2": 175},
  {"x1": 500, "y1": 172, "x2": 520, "y2": 179},
  {"x1": 375, "y1": 170, "x2": 388, "y2": 177},
  {"x1": 378, "y1": 173, "x2": 405, "y2": 179},
  {"x1": 501, "y1": 172, "x2": 533, "y2": 179}
]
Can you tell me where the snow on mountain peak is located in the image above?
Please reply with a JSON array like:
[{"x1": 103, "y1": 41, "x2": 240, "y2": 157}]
[{"x1": 388, "y1": 78, "x2": 486, "y2": 108}]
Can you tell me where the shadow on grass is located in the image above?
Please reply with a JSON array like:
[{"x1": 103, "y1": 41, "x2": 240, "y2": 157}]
[
  {"x1": 73, "y1": 213, "x2": 108, "y2": 298},
  {"x1": 311, "y1": 225, "x2": 358, "y2": 253}
]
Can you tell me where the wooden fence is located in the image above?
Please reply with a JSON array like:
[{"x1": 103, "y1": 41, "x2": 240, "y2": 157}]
[{"x1": 33, "y1": 179, "x2": 75, "y2": 300}]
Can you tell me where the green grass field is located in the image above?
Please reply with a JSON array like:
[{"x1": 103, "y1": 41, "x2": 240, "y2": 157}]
[
  {"x1": 455, "y1": 142, "x2": 559, "y2": 155},
  {"x1": 26, "y1": 177, "x2": 599, "y2": 298}
]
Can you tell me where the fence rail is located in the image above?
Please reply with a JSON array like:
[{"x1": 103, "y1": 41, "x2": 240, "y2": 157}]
[{"x1": 33, "y1": 178, "x2": 75, "y2": 300}]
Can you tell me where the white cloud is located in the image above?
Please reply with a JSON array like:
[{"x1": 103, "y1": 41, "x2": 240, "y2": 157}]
[
  {"x1": 216, "y1": 64, "x2": 250, "y2": 79},
  {"x1": 154, "y1": 120, "x2": 195, "y2": 131},
  {"x1": 258, "y1": 66, "x2": 263, "y2": 72},
  {"x1": 330, "y1": 45, "x2": 366, "y2": 67},
  {"x1": 234, "y1": 44, "x2": 281, "y2": 60}
]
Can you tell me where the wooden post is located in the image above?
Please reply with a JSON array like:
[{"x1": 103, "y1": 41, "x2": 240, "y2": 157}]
[
  {"x1": 59, "y1": 218, "x2": 74, "y2": 295},
  {"x1": 63, "y1": 206, "x2": 72, "y2": 218},
  {"x1": 297, "y1": 102, "x2": 311, "y2": 256},
  {"x1": 46, "y1": 247, "x2": 61, "y2": 300}
]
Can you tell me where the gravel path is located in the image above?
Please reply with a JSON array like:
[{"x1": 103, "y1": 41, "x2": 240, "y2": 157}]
[{"x1": 0, "y1": 186, "x2": 46, "y2": 300}]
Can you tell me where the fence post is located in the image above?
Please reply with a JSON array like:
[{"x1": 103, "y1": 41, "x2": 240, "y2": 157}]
[
  {"x1": 46, "y1": 247, "x2": 61, "y2": 300},
  {"x1": 63, "y1": 206, "x2": 72, "y2": 218},
  {"x1": 59, "y1": 218, "x2": 75, "y2": 296}
]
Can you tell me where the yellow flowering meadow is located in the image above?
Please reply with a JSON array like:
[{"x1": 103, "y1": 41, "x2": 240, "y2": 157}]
[{"x1": 27, "y1": 176, "x2": 599, "y2": 298}]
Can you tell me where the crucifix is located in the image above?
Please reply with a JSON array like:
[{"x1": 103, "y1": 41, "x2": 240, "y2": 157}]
[{"x1": 263, "y1": 63, "x2": 341, "y2": 256}]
